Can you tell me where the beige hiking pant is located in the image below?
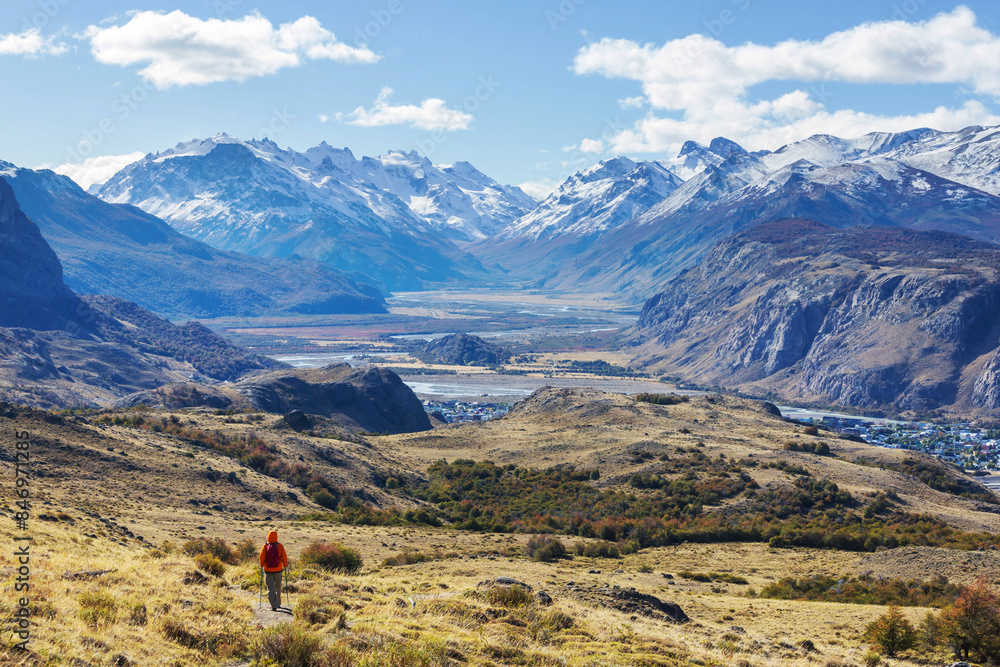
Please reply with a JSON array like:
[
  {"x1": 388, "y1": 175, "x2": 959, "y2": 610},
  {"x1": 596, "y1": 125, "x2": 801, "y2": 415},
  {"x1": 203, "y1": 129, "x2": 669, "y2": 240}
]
[{"x1": 265, "y1": 570, "x2": 283, "y2": 609}]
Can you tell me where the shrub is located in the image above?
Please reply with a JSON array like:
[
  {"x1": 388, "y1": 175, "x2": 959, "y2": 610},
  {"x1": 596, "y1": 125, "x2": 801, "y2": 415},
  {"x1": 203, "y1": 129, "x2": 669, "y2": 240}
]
[
  {"x1": 299, "y1": 541, "x2": 363, "y2": 573},
  {"x1": 183, "y1": 537, "x2": 238, "y2": 565},
  {"x1": 254, "y1": 624, "x2": 352, "y2": 667},
  {"x1": 862, "y1": 650, "x2": 881, "y2": 667},
  {"x1": 574, "y1": 540, "x2": 620, "y2": 558},
  {"x1": 78, "y1": 590, "x2": 118, "y2": 627},
  {"x1": 234, "y1": 538, "x2": 259, "y2": 563},
  {"x1": 525, "y1": 535, "x2": 567, "y2": 562},
  {"x1": 866, "y1": 605, "x2": 917, "y2": 657},
  {"x1": 294, "y1": 595, "x2": 341, "y2": 626},
  {"x1": 484, "y1": 585, "x2": 534, "y2": 608},
  {"x1": 194, "y1": 553, "x2": 227, "y2": 578},
  {"x1": 939, "y1": 578, "x2": 1000, "y2": 663}
]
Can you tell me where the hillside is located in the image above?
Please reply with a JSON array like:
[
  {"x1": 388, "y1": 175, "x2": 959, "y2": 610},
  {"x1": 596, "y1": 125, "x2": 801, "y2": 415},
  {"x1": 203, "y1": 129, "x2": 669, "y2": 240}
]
[
  {"x1": 4, "y1": 386, "x2": 998, "y2": 666},
  {"x1": 629, "y1": 219, "x2": 1000, "y2": 415},
  {"x1": 0, "y1": 179, "x2": 279, "y2": 408},
  {"x1": 1, "y1": 163, "x2": 385, "y2": 318}
]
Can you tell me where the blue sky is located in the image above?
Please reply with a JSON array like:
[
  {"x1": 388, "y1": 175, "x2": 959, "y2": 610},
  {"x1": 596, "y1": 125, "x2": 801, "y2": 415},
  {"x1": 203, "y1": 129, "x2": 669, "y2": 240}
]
[{"x1": 3, "y1": 1, "x2": 1000, "y2": 195}]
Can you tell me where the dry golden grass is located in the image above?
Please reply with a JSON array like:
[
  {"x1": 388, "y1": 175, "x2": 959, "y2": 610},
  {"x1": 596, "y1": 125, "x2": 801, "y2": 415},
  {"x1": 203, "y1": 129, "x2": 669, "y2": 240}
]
[{"x1": 1, "y1": 387, "x2": 992, "y2": 665}]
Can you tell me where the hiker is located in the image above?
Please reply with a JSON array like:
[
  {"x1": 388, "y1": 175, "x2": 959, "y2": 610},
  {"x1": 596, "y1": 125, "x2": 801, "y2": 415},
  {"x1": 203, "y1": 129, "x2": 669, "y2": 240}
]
[{"x1": 259, "y1": 530, "x2": 288, "y2": 611}]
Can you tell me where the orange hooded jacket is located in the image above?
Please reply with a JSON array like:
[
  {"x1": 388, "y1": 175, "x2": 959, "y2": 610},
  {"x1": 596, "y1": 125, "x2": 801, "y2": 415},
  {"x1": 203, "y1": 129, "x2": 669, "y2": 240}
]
[{"x1": 259, "y1": 531, "x2": 288, "y2": 572}]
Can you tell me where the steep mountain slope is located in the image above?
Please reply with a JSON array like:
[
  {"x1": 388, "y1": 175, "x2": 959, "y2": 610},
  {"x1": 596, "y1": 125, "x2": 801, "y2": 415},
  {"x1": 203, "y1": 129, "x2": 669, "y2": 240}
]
[
  {"x1": 0, "y1": 163, "x2": 385, "y2": 318},
  {"x1": 0, "y1": 177, "x2": 83, "y2": 331},
  {"x1": 97, "y1": 135, "x2": 526, "y2": 288},
  {"x1": 312, "y1": 145, "x2": 536, "y2": 240},
  {"x1": 474, "y1": 157, "x2": 682, "y2": 277},
  {"x1": 478, "y1": 126, "x2": 1000, "y2": 298},
  {"x1": 629, "y1": 219, "x2": 1000, "y2": 415},
  {"x1": 517, "y1": 137, "x2": 1000, "y2": 297},
  {"x1": 0, "y1": 179, "x2": 280, "y2": 408}
]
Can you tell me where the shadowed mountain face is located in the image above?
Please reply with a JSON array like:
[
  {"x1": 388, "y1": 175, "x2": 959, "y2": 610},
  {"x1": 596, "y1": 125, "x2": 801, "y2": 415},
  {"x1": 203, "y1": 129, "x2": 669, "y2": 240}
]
[
  {"x1": 1, "y1": 165, "x2": 386, "y2": 318},
  {"x1": 630, "y1": 219, "x2": 1000, "y2": 414},
  {"x1": 0, "y1": 180, "x2": 281, "y2": 408},
  {"x1": 114, "y1": 363, "x2": 432, "y2": 435},
  {"x1": 0, "y1": 178, "x2": 88, "y2": 331},
  {"x1": 232, "y1": 364, "x2": 431, "y2": 434}
]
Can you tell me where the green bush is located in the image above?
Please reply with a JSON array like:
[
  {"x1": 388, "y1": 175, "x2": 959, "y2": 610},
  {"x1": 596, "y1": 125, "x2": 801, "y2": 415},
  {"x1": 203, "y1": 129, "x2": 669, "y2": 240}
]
[
  {"x1": 299, "y1": 541, "x2": 363, "y2": 573},
  {"x1": 866, "y1": 606, "x2": 917, "y2": 657},
  {"x1": 525, "y1": 535, "x2": 567, "y2": 562}
]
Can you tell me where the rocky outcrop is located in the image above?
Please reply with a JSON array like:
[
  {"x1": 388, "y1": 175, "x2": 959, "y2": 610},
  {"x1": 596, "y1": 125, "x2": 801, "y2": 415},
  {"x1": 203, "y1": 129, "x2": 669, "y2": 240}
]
[
  {"x1": 419, "y1": 333, "x2": 511, "y2": 366},
  {"x1": 630, "y1": 219, "x2": 1000, "y2": 414},
  {"x1": 0, "y1": 178, "x2": 89, "y2": 332},
  {"x1": 233, "y1": 364, "x2": 431, "y2": 434}
]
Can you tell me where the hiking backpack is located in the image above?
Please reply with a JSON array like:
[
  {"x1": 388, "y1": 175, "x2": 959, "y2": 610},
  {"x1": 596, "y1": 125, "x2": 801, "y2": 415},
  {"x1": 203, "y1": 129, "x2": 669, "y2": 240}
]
[{"x1": 264, "y1": 542, "x2": 281, "y2": 569}]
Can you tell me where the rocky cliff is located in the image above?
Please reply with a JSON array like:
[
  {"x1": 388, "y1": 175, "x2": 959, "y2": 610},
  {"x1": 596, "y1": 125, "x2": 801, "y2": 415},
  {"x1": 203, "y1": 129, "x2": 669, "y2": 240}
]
[
  {"x1": 232, "y1": 364, "x2": 431, "y2": 434},
  {"x1": 419, "y1": 333, "x2": 511, "y2": 367},
  {"x1": 630, "y1": 219, "x2": 1000, "y2": 415}
]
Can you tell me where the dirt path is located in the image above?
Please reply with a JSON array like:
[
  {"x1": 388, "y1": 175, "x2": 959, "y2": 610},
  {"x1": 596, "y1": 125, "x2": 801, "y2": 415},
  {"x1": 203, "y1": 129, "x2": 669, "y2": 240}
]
[{"x1": 231, "y1": 584, "x2": 296, "y2": 627}]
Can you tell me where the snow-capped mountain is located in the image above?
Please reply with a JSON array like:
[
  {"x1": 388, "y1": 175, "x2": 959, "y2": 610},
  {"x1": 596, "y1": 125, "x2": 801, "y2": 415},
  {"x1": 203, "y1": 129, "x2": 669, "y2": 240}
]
[
  {"x1": 1, "y1": 159, "x2": 385, "y2": 317},
  {"x1": 473, "y1": 157, "x2": 682, "y2": 279},
  {"x1": 480, "y1": 125, "x2": 1000, "y2": 298},
  {"x1": 500, "y1": 157, "x2": 682, "y2": 240},
  {"x1": 97, "y1": 134, "x2": 530, "y2": 289}
]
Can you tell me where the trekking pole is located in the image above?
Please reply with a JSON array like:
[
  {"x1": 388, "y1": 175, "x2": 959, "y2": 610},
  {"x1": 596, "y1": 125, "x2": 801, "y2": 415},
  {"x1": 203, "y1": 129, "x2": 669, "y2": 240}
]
[
  {"x1": 258, "y1": 567, "x2": 263, "y2": 609},
  {"x1": 285, "y1": 566, "x2": 290, "y2": 609}
]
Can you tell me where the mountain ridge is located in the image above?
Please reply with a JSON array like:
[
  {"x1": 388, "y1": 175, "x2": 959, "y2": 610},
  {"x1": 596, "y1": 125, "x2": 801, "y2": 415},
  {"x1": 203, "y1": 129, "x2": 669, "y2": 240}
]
[
  {"x1": 629, "y1": 218, "x2": 1000, "y2": 415},
  {"x1": 1, "y1": 162, "x2": 386, "y2": 318}
]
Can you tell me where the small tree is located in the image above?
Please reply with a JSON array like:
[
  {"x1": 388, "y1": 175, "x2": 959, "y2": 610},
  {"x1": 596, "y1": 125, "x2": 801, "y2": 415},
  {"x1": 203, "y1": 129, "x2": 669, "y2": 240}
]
[
  {"x1": 939, "y1": 578, "x2": 1000, "y2": 663},
  {"x1": 866, "y1": 605, "x2": 917, "y2": 657}
]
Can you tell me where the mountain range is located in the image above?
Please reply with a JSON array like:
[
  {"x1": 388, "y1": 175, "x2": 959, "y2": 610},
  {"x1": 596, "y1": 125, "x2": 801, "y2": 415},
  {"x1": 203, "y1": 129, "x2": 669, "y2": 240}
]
[
  {"x1": 97, "y1": 135, "x2": 535, "y2": 290},
  {"x1": 92, "y1": 126, "x2": 1000, "y2": 302},
  {"x1": 0, "y1": 162, "x2": 386, "y2": 318},
  {"x1": 491, "y1": 125, "x2": 1000, "y2": 296}
]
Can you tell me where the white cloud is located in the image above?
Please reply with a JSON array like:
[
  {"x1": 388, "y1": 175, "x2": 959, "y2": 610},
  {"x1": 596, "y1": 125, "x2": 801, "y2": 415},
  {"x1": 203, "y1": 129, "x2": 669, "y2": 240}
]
[
  {"x1": 560, "y1": 144, "x2": 577, "y2": 152},
  {"x1": 44, "y1": 152, "x2": 146, "y2": 190},
  {"x1": 618, "y1": 95, "x2": 644, "y2": 109},
  {"x1": 0, "y1": 28, "x2": 68, "y2": 57},
  {"x1": 579, "y1": 138, "x2": 604, "y2": 153},
  {"x1": 345, "y1": 87, "x2": 473, "y2": 131},
  {"x1": 318, "y1": 114, "x2": 329, "y2": 123},
  {"x1": 518, "y1": 179, "x2": 560, "y2": 200},
  {"x1": 84, "y1": 11, "x2": 378, "y2": 89},
  {"x1": 573, "y1": 7, "x2": 1000, "y2": 154}
]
